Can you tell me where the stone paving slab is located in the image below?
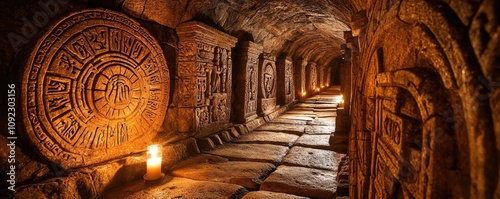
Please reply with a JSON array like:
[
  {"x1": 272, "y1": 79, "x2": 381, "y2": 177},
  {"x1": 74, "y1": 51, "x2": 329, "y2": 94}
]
[
  {"x1": 255, "y1": 123, "x2": 305, "y2": 135},
  {"x1": 312, "y1": 108, "x2": 337, "y2": 112},
  {"x1": 282, "y1": 146, "x2": 342, "y2": 170},
  {"x1": 242, "y1": 191, "x2": 310, "y2": 199},
  {"x1": 207, "y1": 143, "x2": 289, "y2": 164},
  {"x1": 314, "y1": 104, "x2": 338, "y2": 109},
  {"x1": 304, "y1": 125, "x2": 335, "y2": 134},
  {"x1": 234, "y1": 131, "x2": 300, "y2": 146},
  {"x1": 278, "y1": 114, "x2": 316, "y2": 121},
  {"x1": 102, "y1": 177, "x2": 248, "y2": 199},
  {"x1": 261, "y1": 165, "x2": 337, "y2": 199},
  {"x1": 270, "y1": 118, "x2": 308, "y2": 125},
  {"x1": 295, "y1": 134, "x2": 331, "y2": 150},
  {"x1": 296, "y1": 103, "x2": 316, "y2": 108},
  {"x1": 314, "y1": 111, "x2": 337, "y2": 117},
  {"x1": 286, "y1": 109, "x2": 315, "y2": 114},
  {"x1": 171, "y1": 154, "x2": 275, "y2": 190},
  {"x1": 307, "y1": 117, "x2": 336, "y2": 126}
]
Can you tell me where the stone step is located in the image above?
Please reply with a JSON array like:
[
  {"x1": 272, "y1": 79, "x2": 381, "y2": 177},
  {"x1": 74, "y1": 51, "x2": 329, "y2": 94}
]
[
  {"x1": 207, "y1": 143, "x2": 289, "y2": 164},
  {"x1": 261, "y1": 165, "x2": 337, "y2": 199},
  {"x1": 282, "y1": 146, "x2": 345, "y2": 171},
  {"x1": 170, "y1": 154, "x2": 275, "y2": 190},
  {"x1": 101, "y1": 177, "x2": 248, "y2": 199}
]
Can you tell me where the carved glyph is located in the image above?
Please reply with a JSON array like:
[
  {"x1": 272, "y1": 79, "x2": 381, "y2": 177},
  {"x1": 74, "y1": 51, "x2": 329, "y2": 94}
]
[{"x1": 22, "y1": 9, "x2": 170, "y2": 167}]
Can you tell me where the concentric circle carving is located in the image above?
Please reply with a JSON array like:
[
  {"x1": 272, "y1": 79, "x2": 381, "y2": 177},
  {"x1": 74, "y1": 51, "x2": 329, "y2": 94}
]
[{"x1": 22, "y1": 9, "x2": 170, "y2": 167}]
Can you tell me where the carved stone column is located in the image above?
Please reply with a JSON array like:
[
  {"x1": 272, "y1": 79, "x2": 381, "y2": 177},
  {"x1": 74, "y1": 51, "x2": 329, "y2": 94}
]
[
  {"x1": 258, "y1": 52, "x2": 278, "y2": 116},
  {"x1": 306, "y1": 62, "x2": 318, "y2": 94},
  {"x1": 277, "y1": 55, "x2": 295, "y2": 105},
  {"x1": 233, "y1": 41, "x2": 263, "y2": 123},
  {"x1": 176, "y1": 21, "x2": 237, "y2": 137},
  {"x1": 294, "y1": 58, "x2": 307, "y2": 99}
]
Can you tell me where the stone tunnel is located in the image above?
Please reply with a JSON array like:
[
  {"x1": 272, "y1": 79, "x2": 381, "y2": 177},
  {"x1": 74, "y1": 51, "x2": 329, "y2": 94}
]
[{"x1": 0, "y1": 0, "x2": 499, "y2": 198}]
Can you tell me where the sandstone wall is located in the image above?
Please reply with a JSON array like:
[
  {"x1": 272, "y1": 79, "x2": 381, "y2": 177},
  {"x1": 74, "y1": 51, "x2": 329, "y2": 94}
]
[{"x1": 347, "y1": 0, "x2": 500, "y2": 198}]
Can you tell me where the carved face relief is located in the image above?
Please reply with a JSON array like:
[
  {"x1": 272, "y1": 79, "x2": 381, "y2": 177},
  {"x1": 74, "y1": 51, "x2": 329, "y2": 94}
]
[
  {"x1": 22, "y1": 9, "x2": 170, "y2": 167},
  {"x1": 263, "y1": 63, "x2": 275, "y2": 98}
]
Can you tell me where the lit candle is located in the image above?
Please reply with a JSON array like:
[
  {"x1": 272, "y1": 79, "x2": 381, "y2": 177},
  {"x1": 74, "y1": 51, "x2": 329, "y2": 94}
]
[
  {"x1": 301, "y1": 90, "x2": 306, "y2": 97},
  {"x1": 145, "y1": 144, "x2": 163, "y2": 181}
]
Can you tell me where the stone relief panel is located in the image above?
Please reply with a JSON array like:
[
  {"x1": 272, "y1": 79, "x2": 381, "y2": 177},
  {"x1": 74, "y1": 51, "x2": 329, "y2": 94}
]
[
  {"x1": 277, "y1": 56, "x2": 294, "y2": 105},
  {"x1": 306, "y1": 62, "x2": 317, "y2": 93},
  {"x1": 233, "y1": 41, "x2": 263, "y2": 123},
  {"x1": 370, "y1": 86, "x2": 422, "y2": 199},
  {"x1": 294, "y1": 58, "x2": 307, "y2": 98},
  {"x1": 258, "y1": 53, "x2": 277, "y2": 116},
  {"x1": 21, "y1": 9, "x2": 170, "y2": 167},
  {"x1": 176, "y1": 22, "x2": 237, "y2": 137}
]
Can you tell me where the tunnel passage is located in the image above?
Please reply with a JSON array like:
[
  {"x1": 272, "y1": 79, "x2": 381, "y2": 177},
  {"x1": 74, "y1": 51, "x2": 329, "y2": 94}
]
[{"x1": 0, "y1": 0, "x2": 499, "y2": 198}]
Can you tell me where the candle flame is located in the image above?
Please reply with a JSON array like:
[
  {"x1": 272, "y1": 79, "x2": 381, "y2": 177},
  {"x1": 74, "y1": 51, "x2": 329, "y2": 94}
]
[{"x1": 148, "y1": 144, "x2": 161, "y2": 158}]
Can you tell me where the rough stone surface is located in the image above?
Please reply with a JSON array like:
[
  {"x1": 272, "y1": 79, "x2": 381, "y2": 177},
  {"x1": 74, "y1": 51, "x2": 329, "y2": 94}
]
[
  {"x1": 207, "y1": 143, "x2": 289, "y2": 164},
  {"x1": 101, "y1": 177, "x2": 248, "y2": 199},
  {"x1": 233, "y1": 41, "x2": 263, "y2": 123},
  {"x1": 21, "y1": 8, "x2": 171, "y2": 168},
  {"x1": 304, "y1": 125, "x2": 335, "y2": 134},
  {"x1": 261, "y1": 166, "x2": 337, "y2": 199},
  {"x1": 243, "y1": 191, "x2": 310, "y2": 199},
  {"x1": 234, "y1": 131, "x2": 300, "y2": 146},
  {"x1": 176, "y1": 21, "x2": 237, "y2": 137},
  {"x1": 270, "y1": 118, "x2": 308, "y2": 125},
  {"x1": 171, "y1": 154, "x2": 275, "y2": 190},
  {"x1": 307, "y1": 117, "x2": 336, "y2": 126},
  {"x1": 282, "y1": 146, "x2": 343, "y2": 170},
  {"x1": 295, "y1": 134, "x2": 332, "y2": 150},
  {"x1": 255, "y1": 123, "x2": 305, "y2": 135}
]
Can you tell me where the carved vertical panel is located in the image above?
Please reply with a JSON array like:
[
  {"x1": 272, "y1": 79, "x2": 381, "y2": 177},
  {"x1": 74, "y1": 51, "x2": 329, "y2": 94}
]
[
  {"x1": 258, "y1": 53, "x2": 277, "y2": 116},
  {"x1": 306, "y1": 62, "x2": 318, "y2": 93},
  {"x1": 369, "y1": 84, "x2": 423, "y2": 198},
  {"x1": 277, "y1": 56, "x2": 294, "y2": 105},
  {"x1": 21, "y1": 9, "x2": 170, "y2": 167},
  {"x1": 233, "y1": 41, "x2": 263, "y2": 123},
  {"x1": 176, "y1": 22, "x2": 237, "y2": 137},
  {"x1": 294, "y1": 58, "x2": 307, "y2": 98}
]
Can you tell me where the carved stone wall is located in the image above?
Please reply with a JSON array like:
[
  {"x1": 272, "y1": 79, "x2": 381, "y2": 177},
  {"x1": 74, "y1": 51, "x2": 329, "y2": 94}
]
[
  {"x1": 258, "y1": 52, "x2": 278, "y2": 116},
  {"x1": 20, "y1": 9, "x2": 170, "y2": 168},
  {"x1": 294, "y1": 58, "x2": 307, "y2": 98},
  {"x1": 277, "y1": 55, "x2": 295, "y2": 105},
  {"x1": 233, "y1": 41, "x2": 263, "y2": 123},
  {"x1": 306, "y1": 62, "x2": 318, "y2": 93},
  {"x1": 349, "y1": 0, "x2": 500, "y2": 198},
  {"x1": 176, "y1": 21, "x2": 237, "y2": 138}
]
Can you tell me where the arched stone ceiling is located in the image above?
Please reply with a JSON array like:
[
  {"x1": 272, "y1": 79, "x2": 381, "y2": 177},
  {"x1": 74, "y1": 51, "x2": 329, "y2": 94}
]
[{"x1": 120, "y1": 0, "x2": 355, "y2": 65}]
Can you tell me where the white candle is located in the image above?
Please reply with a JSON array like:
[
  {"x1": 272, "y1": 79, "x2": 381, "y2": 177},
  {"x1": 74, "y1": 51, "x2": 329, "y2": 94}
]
[{"x1": 145, "y1": 144, "x2": 163, "y2": 181}]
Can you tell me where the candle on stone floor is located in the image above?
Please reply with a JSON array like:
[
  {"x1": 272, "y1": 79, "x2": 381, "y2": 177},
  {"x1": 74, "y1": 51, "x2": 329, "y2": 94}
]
[
  {"x1": 302, "y1": 90, "x2": 306, "y2": 97},
  {"x1": 145, "y1": 144, "x2": 163, "y2": 181}
]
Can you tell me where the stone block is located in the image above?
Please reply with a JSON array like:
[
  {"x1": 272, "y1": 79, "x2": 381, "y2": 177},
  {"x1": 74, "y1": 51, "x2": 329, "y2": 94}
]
[
  {"x1": 233, "y1": 41, "x2": 263, "y2": 123},
  {"x1": 176, "y1": 21, "x2": 238, "y2": 137}
]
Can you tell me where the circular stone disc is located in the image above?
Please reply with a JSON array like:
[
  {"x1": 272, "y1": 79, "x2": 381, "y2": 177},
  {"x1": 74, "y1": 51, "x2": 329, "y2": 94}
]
[{"x1": 21, "y1": 9, "x2": 170, "y2": 167}]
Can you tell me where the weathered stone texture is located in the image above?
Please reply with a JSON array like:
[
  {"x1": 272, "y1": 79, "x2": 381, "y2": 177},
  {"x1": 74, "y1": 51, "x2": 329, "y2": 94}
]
[
  {"x1": 175, "y1": 21, "x2": 237, "y2": 137},
  {"x1": 207, "y1": 143, "x2": 289, "y2": 164},
  {"x1": 277, "y1": 55, "x2": 295, "y2": 105},
  {"x1": 233, "y1": 41, "x2": 263, "y2": 123},
  {"x1": 171, "y1": 154, "x2": 275, "y2": 190},
  {"x1": 258, "y1": 52, "x2": 278, "y2": 116},
  {"x1": 21, "y1": 8, "x2": 171, "y2": 168},
  {"x1": 261, "y1": 165, "x2": 337, "y2": 199}
]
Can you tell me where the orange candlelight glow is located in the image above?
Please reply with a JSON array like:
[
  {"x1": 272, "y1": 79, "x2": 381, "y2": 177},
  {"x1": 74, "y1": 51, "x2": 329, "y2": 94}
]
[{"x1": 145, "y1": 144, "x2": 163, "y2": 181}]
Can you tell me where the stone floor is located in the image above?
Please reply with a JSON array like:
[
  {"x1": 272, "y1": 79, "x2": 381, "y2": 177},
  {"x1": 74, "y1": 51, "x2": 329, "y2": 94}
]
[{"x1": 103, "y1": 87, "x2": 345, "y2": 199}]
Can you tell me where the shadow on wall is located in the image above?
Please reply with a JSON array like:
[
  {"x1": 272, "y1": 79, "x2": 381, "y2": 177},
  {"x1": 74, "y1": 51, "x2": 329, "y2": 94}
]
[{"x1": 329, "y1": 56, "x2": 342, "y2": 86}]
